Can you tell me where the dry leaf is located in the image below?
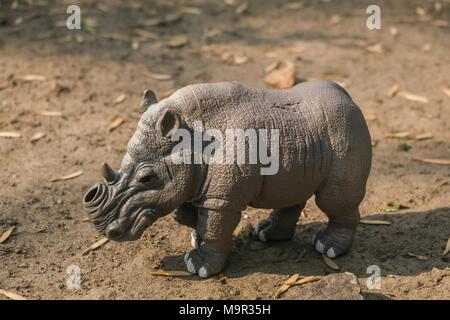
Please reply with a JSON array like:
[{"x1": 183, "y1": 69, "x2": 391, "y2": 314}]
[
  {"x1": 412, "y1": 156, "x2": 450, "y2": 165},
  {"x1": 389, "y1": 27, "x2": 399, "y2": 37},
  {"x1": 365, "y1": 43, "x2": 384, "y2": 54},
  {"x1": 168, "y1": 35, "x2": 189, "y2": 48},
  {"x1": 0, "y1": 289, "x2": 27, "y2": 300},
  {"x1": 16, "y1": 74, "x2": 46, "y2": 82},
  {"x1": 398, "y1": 91, "x2": 429, "y2": 103},
  {"x1": 82, "y1": 237, "x2": 109, "y2": 256},
  {"x1": 14, "y1": 16, "x2": 24, "y2": 25},
  {"x1": 109, "y1": 117, "x2": 125, "y2": 132},
  {"x1": 0, "y1": 227, "x2": 15, "y2": 244},
  {"x1": 264, "y1": 60, "x2": 295, "y2": 89},
  {"x1": 30, "y1": 132, "x2": 46, "y2": 143},
  {"x1": 360, "y1": 219, "x2": 392, "y2": 225},
  {"x1": 181, "y1": 6, "x2": 203, "y2": 15},
  {"x1": 224, "y1": 0, "x2": 237, "y2": 6},
  {"x1": 114, "y1": 94, "x2": 127, "y2": 105},
  {"x1": 164, "y1": 13, "x2": 183, "y2": 25},
  {"x1": 134, "y1": 29, "x2": 158, "y2": 40},
  {"x1": 37, "y1": 110, "x2": 62, "y2": 117},
  {"x1": 290, "y1": 276, "x2": 323, "y2": 286},
  {"x1": 50, "y1": 170, "x2": 83, "y2": 182},
  {"x1": 273, "y1": 273, "x2": 300, "y2": 299},
  {"x1": 265, "y1": 61, "x2": 280, "y2": 73},
  {"x1": 406, "y1": 252, "x2": 429, "y2": 261},
  {"x1": 273, "y1": 275, "x2": 322, "y2": 299},
  {"x1": 80, "y1": 217, "x2": 91, "y2": 222},
  {"x1": 235, "y1": 3, "x2": 249, "y2": 15},
  {"x1": 443, "y1": 238, "x2": 450, "y2": 257},
  {"x1": 217, "y1": 273, "x2": 227, "y2": 284},
  {"x1": 416, "y1": 6, "x2": 427, "y2": 16},
  {"x1": 330, "y1": 15, "x2": 341, "y2": 25},
  {"x1": 440, "y1": 86, "x2": 450, "y2": 98},
  {"x1": 265, "y1": 51, "x2": 278, "y2": 59},
  {"x1": 131, "y1": 41, "x2": 140, "y2": 50},
  {"x1": 388, "y1": 83, "x2": 400, "y2": 97},
  {"x1": 146, "y1": 71, "x2": 173, "y2": 81},
  {"x1": 0, "y1": 132, "x2": 21, "y2": 138},
  {"x1": 50, "y1": 81, "x2": 71, "y2": 95},
  {"x1": 322, "y1": 254, "x2": 340, "y2": 271},
  {"x1": 285, "y1": 2, "x2": 305, "y2": 10},
  {"x1": 220, "y1": 51, "x2": 233, "y2": 61},
  {"x1": 97, "y1": 3, "x2": 109, "y2": 12},
  {"x1": 385, "y1": 131, "x2": 411, "y2": 139},
  {"x1": 429, "y1": 19, "x2": 449, "y2": 27},
  {"x1": 379, "y1": 202, "x2": 408, "y2": 213},
  {"x1": 415, "y1": 133, "x2": 433, "y2": 140},
  {"x1": 422, "y1": 43, "x2": 432, "y2": 52},
  {"x1": 150, "y1": 270, "x2": 192, "y2": 277},
  {"x1": 233, "y1": 54, "x2": 249, "y2": 65},
  {"x1": 286, "y1": 43, "x2": 306, "y2": 54}
]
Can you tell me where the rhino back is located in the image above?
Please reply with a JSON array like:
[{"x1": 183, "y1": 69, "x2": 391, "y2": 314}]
[{"x1": 163, "y1": 81, "x2": 368, "y2": 209}]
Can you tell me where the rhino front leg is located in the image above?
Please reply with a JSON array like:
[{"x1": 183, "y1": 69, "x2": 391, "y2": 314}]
[
  {"x1": 173, "y1": 203, "x2": 198, "y2": 229},
  {"x1": 184, "y1": 208, "x2": 240, "y2": 278},
  {"x1": 173, "y1": 203, "x2": 205, "y2": 249}
]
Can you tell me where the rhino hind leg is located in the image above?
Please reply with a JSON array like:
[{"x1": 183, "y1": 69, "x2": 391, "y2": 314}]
[
  {"x1": 255, "y1": 204, "x2": 305, "y2": 242},
  {"x1": 313, "y1": 176, "x2": 365, "y2": 259},
  {"x1": 312, "y1": 207, "x2": 360, "y2": 259}
]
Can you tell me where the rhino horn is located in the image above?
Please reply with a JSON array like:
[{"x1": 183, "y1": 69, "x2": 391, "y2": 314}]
[{"x1": 101, "y1": 162, "x2": 118, "y2": 183}]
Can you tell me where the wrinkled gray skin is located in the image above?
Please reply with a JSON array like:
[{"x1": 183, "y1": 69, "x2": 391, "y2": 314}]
[{"x1": 83, "y1": 80, "x2": 372, "y2": 278}]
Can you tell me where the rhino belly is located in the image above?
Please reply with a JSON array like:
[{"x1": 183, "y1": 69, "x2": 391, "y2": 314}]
[{"x1": 249, "y1": 164, "x2": 324, "y2": 209}]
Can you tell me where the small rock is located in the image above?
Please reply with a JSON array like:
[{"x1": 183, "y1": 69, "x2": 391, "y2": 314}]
[{"x1": 280, "y1": 272, "x2": 363, "y2": 300}]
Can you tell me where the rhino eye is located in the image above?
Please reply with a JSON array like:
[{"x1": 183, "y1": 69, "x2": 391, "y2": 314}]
[{"x1": 137, "y1": 172, "x2": 157, "y2": 184}]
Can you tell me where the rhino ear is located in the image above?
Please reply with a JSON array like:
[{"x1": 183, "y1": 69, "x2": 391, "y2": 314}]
[
  {"x1": 156, "y1": 109, "x2": 181, "y2": 138},
  {"x1": 140, "y1": 89, "x2": 157, "y2": 113}
]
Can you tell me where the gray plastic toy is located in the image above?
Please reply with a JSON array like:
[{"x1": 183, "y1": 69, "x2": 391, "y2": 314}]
[{"x1": 83, "y1": 80, "x2": 372, "y2": 278}]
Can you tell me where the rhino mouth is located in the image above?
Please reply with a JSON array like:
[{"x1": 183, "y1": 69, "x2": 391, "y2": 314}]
[
  {"x1": 104, "y1": 207, "x2": 157, "y2": 241},
  {"x1": 82, "y1": 182, "x2": 158, "y2": 241}
]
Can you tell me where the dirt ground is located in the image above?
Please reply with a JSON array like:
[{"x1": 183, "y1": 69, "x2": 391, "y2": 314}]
[{"x1": 0, "y1": 0, "x2": 449, "y2": 300}]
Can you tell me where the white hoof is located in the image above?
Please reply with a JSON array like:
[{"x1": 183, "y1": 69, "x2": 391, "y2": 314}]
[
  {"x1": 186, "y1": 258, "x2": 196, "y2": 274},
  {"x1": 326, "y1": 247, "x2": 336, "y2": 258},
  {"x1": 183, "y1": 252, "x2": 190, "y2": 264},
  {"x1": 315, "y1": 239, "x2": 325, "y2": 253},
  {"x1": 198, "y1": 266, "x2": 208, "y2": 278}
]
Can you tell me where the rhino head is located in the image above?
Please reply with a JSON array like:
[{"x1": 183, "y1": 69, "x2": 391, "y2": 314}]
[{"x1": 82, "y1": 90, "x2": 197, "y2": 241}]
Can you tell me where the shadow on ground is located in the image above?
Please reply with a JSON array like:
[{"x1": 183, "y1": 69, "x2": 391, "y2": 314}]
[{"x1": 160, "y1": 207, "x2": 449, "y2": 280}]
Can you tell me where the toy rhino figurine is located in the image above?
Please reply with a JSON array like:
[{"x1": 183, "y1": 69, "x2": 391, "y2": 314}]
[{"x1": 83, "y1": 80, "x2": 372, "y2": 278}]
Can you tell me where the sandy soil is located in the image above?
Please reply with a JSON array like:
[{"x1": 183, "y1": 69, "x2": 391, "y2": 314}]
[{"x1": 0, "y1": 0, "x2": 449, "y2": 300}]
